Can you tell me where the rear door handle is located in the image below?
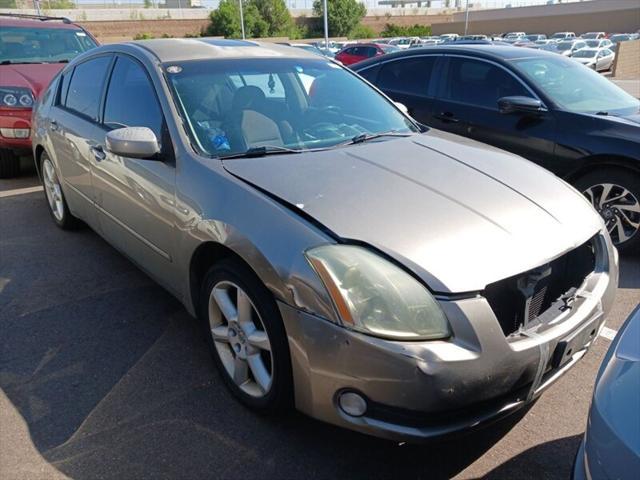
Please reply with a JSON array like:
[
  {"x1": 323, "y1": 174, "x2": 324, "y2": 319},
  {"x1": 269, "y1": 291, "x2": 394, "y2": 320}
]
[
  {"x1": 91, "y1": 145, "x2": 106, "y2": 162},
  {"x1": 434, "y1": 112, "x2": 460, "y2": 124},
  {"x1": 50, "y1": 120, "x2": 59, "y2": 131}
]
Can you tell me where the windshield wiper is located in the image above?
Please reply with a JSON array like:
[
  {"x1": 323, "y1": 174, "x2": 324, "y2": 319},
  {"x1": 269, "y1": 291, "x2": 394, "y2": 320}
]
[
  {"x1": 595, "y1": 111, "x2": 609, "y2": 116},
  {"x1": 218, "y1": 145, "x2": 304, "y2": 160},
  {"x1": 345, "y1": 130, "x2": 414, "y2": 146},
  {"x1": 1, "y1": 60, "x2": 42, "y2": 65}
]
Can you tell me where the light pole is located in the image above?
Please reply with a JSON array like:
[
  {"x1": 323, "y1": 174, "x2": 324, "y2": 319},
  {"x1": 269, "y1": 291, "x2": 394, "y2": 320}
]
[
  {"x1": 464, "y1": 0, "x2": 470, "y2": 35},
  {"x1": 323, "y1": 0, "x2": 329, "y2": 49},
  {"x1": 239, "y1": 0, "x2": 246, "y2": 39}
]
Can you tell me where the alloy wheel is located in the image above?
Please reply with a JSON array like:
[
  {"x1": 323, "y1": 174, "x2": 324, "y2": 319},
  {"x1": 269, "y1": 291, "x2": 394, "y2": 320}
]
[
  {"x1": 208, "y1": 280, "x2": 273, "y2": 398},
  {"x1": 583, "y1": 182, "x2": 640, "y2": 245},
  {"x1": 42, "y1": 158, "x2": 65, "y2": 222}
]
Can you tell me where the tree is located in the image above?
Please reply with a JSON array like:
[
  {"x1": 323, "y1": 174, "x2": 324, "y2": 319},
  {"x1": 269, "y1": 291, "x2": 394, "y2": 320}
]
[
  {"x1": 252, "y1": 0, "x2": 296, "y2": 37},
  {"x1": 0, "y1": 0, "x2": 17, "y2": 8},
  {"x1": 312, "y1": 0, "x2": 366, "y2": 37},
  {"x1": 206, "y1": 0, "x2": 296, "y2": 39}
]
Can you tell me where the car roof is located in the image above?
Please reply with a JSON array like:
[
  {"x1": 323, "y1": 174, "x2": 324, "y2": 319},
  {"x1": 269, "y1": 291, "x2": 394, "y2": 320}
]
[
  {"x1": 0, "y1": 15, "x2": 81, "y2": 30},
  {"x1": 352, "y1": 44, "x2": 558, "y2": 70},
  {"x1": 121, "y1": 38, "x2": 323, "y2": 63}
]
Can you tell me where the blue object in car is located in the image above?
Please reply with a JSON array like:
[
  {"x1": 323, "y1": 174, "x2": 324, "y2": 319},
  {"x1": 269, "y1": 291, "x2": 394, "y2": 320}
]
[{"x1": 573, "y1": 304, "x2": 640, "y2": 479}]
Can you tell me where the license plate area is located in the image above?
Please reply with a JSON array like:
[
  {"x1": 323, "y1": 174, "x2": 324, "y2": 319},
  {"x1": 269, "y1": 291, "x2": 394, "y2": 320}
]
[{"x1": 551, "y1": 315, "x2": 601, "y2": 369}]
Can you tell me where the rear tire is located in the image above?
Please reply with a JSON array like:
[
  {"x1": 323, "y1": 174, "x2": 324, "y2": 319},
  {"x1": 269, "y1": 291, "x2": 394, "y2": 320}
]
[
  {"x1": 574, "y1": 168, "x2": 640, "y2": 254},
  {"x1": 40, "y1": 151, "x2": 80, "y2": 230},
  {"x1": 0, "y1": 149, "x2": 21, "y2": 178},
  {"x1": 199, "y1": 257, "x2": 293, "y2": 413}
]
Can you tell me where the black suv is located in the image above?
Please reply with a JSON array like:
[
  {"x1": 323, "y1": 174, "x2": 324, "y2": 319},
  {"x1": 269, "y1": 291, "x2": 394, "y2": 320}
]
[{"x1": 354, "y1": 45, "x2": 640, "y2": 253}]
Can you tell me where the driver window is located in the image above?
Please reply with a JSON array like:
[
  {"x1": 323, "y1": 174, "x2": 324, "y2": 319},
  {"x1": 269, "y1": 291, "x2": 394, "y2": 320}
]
[
  {"x1": 444, "y1": 58, "x2": 531, "y2": 109},
  {"x1": 103, "y1": 56, "x2": 164, "y2": 139}
]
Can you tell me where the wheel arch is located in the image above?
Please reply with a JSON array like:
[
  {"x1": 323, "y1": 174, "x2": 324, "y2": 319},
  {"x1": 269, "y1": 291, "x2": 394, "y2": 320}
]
[
  {"x1": 565, "y1": 155, "x2": 640, "y2": 183},
  {"x1": 34, "y1": 144, "x2": 45, "y2": 180}
]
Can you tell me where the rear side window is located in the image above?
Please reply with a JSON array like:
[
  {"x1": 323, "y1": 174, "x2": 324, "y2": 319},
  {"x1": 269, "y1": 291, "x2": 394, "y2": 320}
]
[
  {"x1": 443, "y1": 58, "x2": 531, "y2": 109},
  {"x1": 103, "y1": 56, "x2": 163, "y2": 138},
  {"x1": 65, "y1": 56, "x2": 111, "y2": 121},
  {"x1": 357, "y1": 65, "x2": 380, "y2": 84},
  {"x1": 378, "y1": 57, "x2": 437, "y2": 96}
]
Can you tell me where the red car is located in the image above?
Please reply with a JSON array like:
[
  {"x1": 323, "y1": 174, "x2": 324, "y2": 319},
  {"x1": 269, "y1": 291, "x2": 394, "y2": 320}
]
[
  {"x1": 335, "y1": 43, "x2": 400, "y2": 66},
  {"x1": 0, "y1": 14, "x2": 98, "y2": 178}
]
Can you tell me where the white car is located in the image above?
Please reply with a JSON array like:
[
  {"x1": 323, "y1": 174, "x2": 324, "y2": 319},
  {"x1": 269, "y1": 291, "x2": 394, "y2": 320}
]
[
  {"x1": 581, "y1": 31, "x2": 606, "y2": 39},
  {"x1": 571, "y1": 47, "x2": 615, "y2": 71},
  {"x1": 388, "y1": 37, "x2": 421, "y2": 49},
  {"x1": 584, "y1": 39, "x2": 613, "y2": 49},
  {"x1": 555, "y1": 39, "x2": 588, "y2": 56},
  {"x1": 551, "y1": 31, "x2": 577, "y2": 40}
]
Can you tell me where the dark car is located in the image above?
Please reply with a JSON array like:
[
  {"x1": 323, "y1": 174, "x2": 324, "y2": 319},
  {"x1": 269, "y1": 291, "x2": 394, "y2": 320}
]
[
  {"x1": 0, "y1": 13, "x2": 98, "y2": 177},
  {"x1": 353, "y1": 45, "x2": 640, "y2": 252},
  {"x1": 335, "y1": 43, "x2": 399, "y2": 66}
]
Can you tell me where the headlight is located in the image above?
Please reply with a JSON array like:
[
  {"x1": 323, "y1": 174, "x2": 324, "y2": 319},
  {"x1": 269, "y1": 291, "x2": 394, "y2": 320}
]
[
  {"x1": 0, "y1": 88, "x2": 34, "y2": 108},
  {"x1": 306, "y1": 245, "x2": 450, "y2": 340}
]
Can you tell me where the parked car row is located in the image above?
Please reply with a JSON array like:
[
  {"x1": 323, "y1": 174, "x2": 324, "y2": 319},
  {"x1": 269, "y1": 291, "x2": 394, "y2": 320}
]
[{"x1": 0, "y1": 13, "x2": 637, "y2": 458}]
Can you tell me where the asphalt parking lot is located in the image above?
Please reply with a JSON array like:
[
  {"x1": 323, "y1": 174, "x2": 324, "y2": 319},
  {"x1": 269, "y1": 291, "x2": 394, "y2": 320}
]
[{"x1": 1, "y1": 161, "x2": 639, "y2": 480}]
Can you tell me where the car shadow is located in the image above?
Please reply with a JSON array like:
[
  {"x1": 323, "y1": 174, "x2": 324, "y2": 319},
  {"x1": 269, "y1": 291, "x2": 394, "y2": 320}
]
[{"x1": 482, "y1": 434, "x2": 582, "y2": 479}]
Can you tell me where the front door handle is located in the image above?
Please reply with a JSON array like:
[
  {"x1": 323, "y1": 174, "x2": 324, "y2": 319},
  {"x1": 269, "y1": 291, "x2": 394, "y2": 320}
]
[
  {"x1": 434, "y1": 112, "x2": 460, "y2": 124},
  {"x1": 91, "y1": 145, "x2": 106, "y2": 162},
  {"x1": 50, "y1": 120, "x2": 59, "y2": 132}
]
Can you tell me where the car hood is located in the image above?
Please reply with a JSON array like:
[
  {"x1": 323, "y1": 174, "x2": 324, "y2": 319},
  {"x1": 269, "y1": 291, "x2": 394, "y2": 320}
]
[
  {"x1": 0, "y1": 63, "x2": 64, "y2": 97},
  {"x1": 223, "y1": 131, "x2": 602, "y2": 293}
]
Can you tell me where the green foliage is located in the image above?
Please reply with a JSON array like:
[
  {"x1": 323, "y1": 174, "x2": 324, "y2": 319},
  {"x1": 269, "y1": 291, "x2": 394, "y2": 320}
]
[
  {"x1": 46, "y1": 0, "x2": 76, "y2": 8},
  {"x1": 381, "y1": 23, "x2": 431, "y2": 38},
  {"x1": 144, "y1": 0, "x2": 152, "y2": 8},
  {"x1": 134, "y1": 33, "x2": 154, "y2": 40},
  {"x1": 348, "y1": 24, "x2": 375, "y2": 40},
  {"x1": 0, "y1": 0, "x2": 17, "y2": 8},
  {"x1": 312, "y1": 0, "x2": 366, "y2": 37},
  {"x1": 206, "y1": 0, "x2": 298, "y2": 39}
]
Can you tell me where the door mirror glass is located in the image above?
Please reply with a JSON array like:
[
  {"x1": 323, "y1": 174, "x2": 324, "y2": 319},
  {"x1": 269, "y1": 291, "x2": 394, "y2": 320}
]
[
  {"x1": 498, "y1": 96, "x2": 545, "y2": 115},
  {"x1": 105, "y1": 127, "x2": 160, "y2": 159}
]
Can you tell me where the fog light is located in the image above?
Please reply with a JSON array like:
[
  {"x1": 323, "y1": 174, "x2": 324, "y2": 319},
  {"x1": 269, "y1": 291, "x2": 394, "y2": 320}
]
[
  {"x1": 0, "y1": 128, "x2": 30, "y2": 139},
  {"x1": 338, "y1": 391, "x2": 367, "y2": 417}
]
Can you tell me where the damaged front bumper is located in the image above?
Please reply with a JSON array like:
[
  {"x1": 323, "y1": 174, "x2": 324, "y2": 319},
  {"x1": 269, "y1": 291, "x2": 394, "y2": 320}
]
[{"x1": 279, "y1": 235, "x2": 618, "y2": 442}]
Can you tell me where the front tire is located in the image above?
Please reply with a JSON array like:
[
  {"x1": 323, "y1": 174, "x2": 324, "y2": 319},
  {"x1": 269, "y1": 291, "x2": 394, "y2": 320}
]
[
  {"x1": 199, "y1": 257, "x2": 293, "y2": 413},
  {"x1": 0, "y1": 148, "x2": 21, "y2": 178},
  {"x1": 575, "y1": 168, "x2": 640, "y2": 254},
  {"x1": 40, "y1": 152, "x2": 80, "y2": 230}
]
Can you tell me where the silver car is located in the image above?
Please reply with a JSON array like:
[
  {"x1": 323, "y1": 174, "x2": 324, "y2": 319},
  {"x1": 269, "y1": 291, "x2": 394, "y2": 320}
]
[{"x1": 32, "y1": 39, "x2": 618, "y2": 442}]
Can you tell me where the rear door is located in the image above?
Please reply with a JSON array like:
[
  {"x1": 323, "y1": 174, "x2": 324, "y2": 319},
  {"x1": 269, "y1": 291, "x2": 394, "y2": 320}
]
[
  {"x1": 47, "y1": 54, "x2": 112, "y2": 226},
  {"x1": 430, "y1": 55, "x2": 557, "y2": 166},
  {"x1": 91, "y1": 54, "x2": 179, "y2": 292},
  {"x1": 374, "y1": 55, "x2": 441, "y2": 124}
]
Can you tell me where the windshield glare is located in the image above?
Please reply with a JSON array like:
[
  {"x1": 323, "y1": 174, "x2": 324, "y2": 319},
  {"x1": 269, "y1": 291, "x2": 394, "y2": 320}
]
[
  {"x1": 167, "y1": 58, "x2": 417, "y2": 157},
  {"x1": 514, "y1": 56, "x2": 640, "y2": 115},
  {"x1": 0, "y1": 26, "x2": 97, "y2": 63}
]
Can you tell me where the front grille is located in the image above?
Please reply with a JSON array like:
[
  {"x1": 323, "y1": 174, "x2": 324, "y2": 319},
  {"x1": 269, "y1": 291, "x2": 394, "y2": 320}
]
[{"x1": 484, "y1": 237, "x2": 597, "y2": 336}]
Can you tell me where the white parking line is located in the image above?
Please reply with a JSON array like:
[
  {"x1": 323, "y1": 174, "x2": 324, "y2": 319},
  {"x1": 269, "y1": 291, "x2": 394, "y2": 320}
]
[
  {"x1": 0, "y1": 186, "x2": 43, "y2": 198},
  {"x1": 599, "y1": 326, "x2": 618, "y2": 341}
]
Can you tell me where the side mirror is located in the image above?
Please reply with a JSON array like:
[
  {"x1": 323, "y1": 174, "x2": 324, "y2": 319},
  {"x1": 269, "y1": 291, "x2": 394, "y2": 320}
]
[
  {"x1": 105, "y1": 127, "x2": 160, "y2": 159},
  {"x1": 394, "y1": 101, "x2": 409, "y2": 114},
  {"x1": 498, "y1": 96, "x2": 546, "y2": 115}
]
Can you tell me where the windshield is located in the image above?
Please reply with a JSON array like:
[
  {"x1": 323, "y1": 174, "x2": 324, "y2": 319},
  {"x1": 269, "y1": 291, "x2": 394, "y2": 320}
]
[
  {"x1": 572, "y1": 50, "x2": 597, "y2": 58},
  {"x1": 381, "y1": 44, "x2": 400, "y2": 53},
  {"x1": 610, "y1": 35, "x2": 630, "y2": 43},
  {"x1": 556, "y1": 41, "x2": 574, "y2": 50},
  {"x1": 0, "y1": 26, "x2": 97, "y2": 64},
  {"x1": 585, "y1": 40, "x2": 601, "y2": 48},
  {"x1": 582, "y1": 33, "x2": 599, "y2": 39},
  {"x1": 514, "y1": 56, "x2": 639, "y2": 115},
  {"x1": 551, "y1": 33, "x2": 568, "y2": 39},
  {"x1": 166, "y1": 58, "x2": 418, "y2": 157}
]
